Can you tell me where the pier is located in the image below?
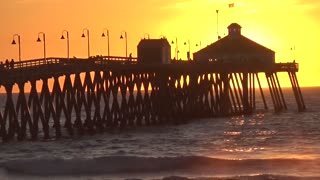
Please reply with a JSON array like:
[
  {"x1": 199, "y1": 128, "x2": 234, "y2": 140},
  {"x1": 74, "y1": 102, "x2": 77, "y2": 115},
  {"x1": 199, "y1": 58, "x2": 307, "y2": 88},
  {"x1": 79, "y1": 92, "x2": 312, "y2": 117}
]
[
  {"x1": 0, "y1": 23, "x2": 306, "y2": 142},
  {"x1": 0, "y1": 57, "x2": 305, "y2": 142}
]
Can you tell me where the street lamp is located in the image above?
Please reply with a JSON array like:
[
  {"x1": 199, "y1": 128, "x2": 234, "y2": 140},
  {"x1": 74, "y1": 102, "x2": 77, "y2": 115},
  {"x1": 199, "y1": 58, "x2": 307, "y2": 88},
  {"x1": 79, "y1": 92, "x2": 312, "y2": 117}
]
[
  {"x1": 159, "y1": 35, "x2": 166, "y2": 39},
  {"x1": 144, "y1": 33, "x2": 150, "y2": 39},
  {"x1": 196, "y1": 41, "x2": 202, "y2": 49},
  {"x1": 171, "y1": 37, "x2": 178, "y2": 60},
  {"x1": 184, "y1": 39, "x2": 191, "y2": 60},
  {"x1": 120, "y1": 31, "x2": 128, "y2": 57},
  {"x1": 60, "y1": 30, "x2": 70, "y2": 59},
  {"x1": 11, "y1": 34, "x2": 21, "y2": 63},
  {"x1": 101, "y1": 28, "x2": 110, "y2": 57},
  {"x1": 36, "y1": 32, "x2": 46, "y2": 63},
  {"x1": 81, "y1": 28, "x2": 90, "y2": 58}
]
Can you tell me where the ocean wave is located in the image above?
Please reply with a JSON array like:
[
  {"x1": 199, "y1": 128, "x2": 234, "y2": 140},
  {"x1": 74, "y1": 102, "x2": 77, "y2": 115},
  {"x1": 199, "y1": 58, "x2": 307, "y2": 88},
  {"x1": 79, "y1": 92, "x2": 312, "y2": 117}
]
[
  {"x1": 1, "y1": 156, "x2": 319, "y2": 177},
  {"x1": 159, "y1": 175, "x2": 320, "y2": 180}
]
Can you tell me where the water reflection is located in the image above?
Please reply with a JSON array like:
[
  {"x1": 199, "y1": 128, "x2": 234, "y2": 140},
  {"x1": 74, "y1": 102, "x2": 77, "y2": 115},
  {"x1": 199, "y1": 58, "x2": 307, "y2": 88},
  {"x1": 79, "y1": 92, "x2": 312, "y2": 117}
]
[{"x1": 222, "y1": 113, "x2": 272, "y2": 155}]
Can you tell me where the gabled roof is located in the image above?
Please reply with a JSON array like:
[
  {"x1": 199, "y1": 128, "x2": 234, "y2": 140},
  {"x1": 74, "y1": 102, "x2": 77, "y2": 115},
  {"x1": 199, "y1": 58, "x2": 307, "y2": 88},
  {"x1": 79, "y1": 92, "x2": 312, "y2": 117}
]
[
  {"x1": 194, "y1": 34, "x2": 274, "y2": 56},
  {"x1": 138, "y1": 38, "x2": 170, "y2": 48}
]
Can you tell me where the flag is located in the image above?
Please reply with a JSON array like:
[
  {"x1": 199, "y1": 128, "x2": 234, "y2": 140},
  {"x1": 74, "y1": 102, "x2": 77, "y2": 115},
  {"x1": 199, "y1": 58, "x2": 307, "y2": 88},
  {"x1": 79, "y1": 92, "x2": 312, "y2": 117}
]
[{"x1": 229, "y1": 3, "x2": 234, "y2": 8}]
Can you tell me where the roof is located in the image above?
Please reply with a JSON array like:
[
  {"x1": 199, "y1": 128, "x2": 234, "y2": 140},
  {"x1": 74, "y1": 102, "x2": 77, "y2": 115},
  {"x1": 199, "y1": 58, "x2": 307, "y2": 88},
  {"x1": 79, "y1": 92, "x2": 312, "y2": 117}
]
[
  {"x1": 138, "y1": 38, "x2": 170, "y2": 48},
  {"x1": 228, "y1": 23, "x2": 242, "y2": 29},
  {"x1": 194, "y1": 35, "x2": 274, "y2": 56}
]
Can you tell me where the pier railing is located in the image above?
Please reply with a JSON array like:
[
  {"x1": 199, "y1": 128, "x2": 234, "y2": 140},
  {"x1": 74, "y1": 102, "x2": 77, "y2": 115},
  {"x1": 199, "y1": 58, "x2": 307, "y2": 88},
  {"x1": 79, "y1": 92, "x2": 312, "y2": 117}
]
[
  {"x1": 0, "y1": 56, "x2": 138, "y2": 70},
  {"x1": 0, "y1": 57, "x2": 298, "y2": 73},
  {"x1": 275, "y1": 62, "x2": 299, "y2": 72}
]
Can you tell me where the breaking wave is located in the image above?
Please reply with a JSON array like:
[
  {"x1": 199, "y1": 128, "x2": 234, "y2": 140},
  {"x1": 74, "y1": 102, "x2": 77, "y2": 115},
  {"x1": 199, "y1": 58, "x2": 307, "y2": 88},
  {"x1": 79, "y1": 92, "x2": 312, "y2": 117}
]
[{"x1": 1, "y1": 156, "x2": 319, "y2": 178}]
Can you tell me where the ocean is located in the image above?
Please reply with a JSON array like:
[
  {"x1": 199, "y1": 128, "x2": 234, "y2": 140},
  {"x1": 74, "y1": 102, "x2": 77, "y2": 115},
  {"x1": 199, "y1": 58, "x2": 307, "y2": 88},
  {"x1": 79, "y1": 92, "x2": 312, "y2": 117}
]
[{"x1": 0, "y1": 87, "x2": 319, "y2": 180}]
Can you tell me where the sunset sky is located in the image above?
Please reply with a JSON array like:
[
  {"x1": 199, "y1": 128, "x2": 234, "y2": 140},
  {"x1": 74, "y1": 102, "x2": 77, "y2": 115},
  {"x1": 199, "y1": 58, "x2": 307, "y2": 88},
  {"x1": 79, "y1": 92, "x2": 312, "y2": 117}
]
[{"x1": 0, "y1": 0, "x2": 319, "y2": 87}]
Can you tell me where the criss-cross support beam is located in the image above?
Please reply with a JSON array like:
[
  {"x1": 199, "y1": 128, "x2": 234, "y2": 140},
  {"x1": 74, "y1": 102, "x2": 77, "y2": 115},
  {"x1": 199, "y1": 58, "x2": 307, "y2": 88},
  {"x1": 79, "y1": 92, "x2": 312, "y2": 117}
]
[
  {"x1": 158, "y1": 71, "x2": 171, "y2": 123},
  {"x1": 92, "y1": 71, "x2": 104, "y2": 132},
  {"x1": 266, "y1": 73, "x2": 278, "y2": 112},
  {"x1": 255, "y1": 73, "x2": 268, "y2": 110},
  {"x1": 103, "y1": 72, "x2": 111, "y2": 126},
  {"x1": 270, "y1": 73, "x2": 284, "y2": 111},
  {"x1": 248, "y1": 73, "x2": 256, "y2": 110},
  {"x1": 126, "y1": 73, "x2": 135, "y2": 126},
  {"x1": 143, "y1": 73, "x2": 153, "y2": 124},
  {"x1": 110, "y1": 73, "x2": 121, "y2": 128},
  {"x1": 266, "y1": 72, "x2": 286, "y2": 112},
  {"x1": 0, "y1": 103, "x2": 3, "y2": 141},
  {"x1": 73, "y1": 73, "x2": 85, "y2": 134},
  {"x1": 16, "y1": 82, "x2": 32, "y2": 140},
  {"x1": 210, "y1": 73, "x2": 219, "y2": 115},
  {"x1": 274, "y1": 73, "x2": 287, "y2": 110},
  {"x1": 134, "y1": 74, "x2": 143, "y2": 125},
  {"x1": 213, "y1": 74, "x2": 221, "y2": 115},
  {"x1": 186, "y1": 72, "x2": 197, "y2": 118},
  {"x1": 288, "y1": 71, "x2": 306, "y2": 112},
  {"x1": 63, "y1": 74, "x2": 75, "y2": 135},
  {"x1": 28, "y1": 80, "x2": 47, "y2": 140},
  {"x1": 228, "y1": 73, "x2": 238, "y2": 114},
  {"x1": 51, "y1": 76, "x2": 64, "y2": 138},
  {"x1": 150, "y1": 71, "x2": 162, "y2": 123},
  {"x1": 242, "y1": 73, "x2": 251, "y2": 114},
  {"x1": 201, "y1": 74, "x2": 212, "y2": 118},
  {"x1": 83, "y1": 71, "x2": 94, "y2": 133},
  {"x1": 2, "y1": 84, "x2": 19, "y2": 141},
  {"x1": 119, "y1": 74, "x2": 129, "y2": 128},
  {"x1": 219, "y1": 72, "x2": 231, "y2": 115},
  {"x1": 230, "y1": 73, "x2": 242, "y2": 113}
]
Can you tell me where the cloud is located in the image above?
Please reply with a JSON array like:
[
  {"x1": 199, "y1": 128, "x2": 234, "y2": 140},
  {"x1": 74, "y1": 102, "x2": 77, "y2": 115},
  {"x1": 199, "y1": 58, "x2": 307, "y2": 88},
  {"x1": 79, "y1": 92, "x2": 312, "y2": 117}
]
[
  {"x1": 231, "y1": 0, "x2": 319, "y2": 16},
  {"x1": 159, "y1": 0, "x2": 209, "y2": 10},
  {"x1": 15, "y1": 0, "x2": 61, "y2": 4},
  {"x1": 295, "y1": 0, "x2": 319, "y2": 11},
  {"x1": 16, "y1": 0, "x2": 41, "y2": 3}
]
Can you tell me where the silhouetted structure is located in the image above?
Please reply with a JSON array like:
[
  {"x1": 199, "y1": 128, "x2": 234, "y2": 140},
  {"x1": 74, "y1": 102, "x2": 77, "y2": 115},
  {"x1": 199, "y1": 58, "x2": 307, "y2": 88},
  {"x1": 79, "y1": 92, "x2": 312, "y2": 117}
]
[
  {"x1": 194, "y1": 23, "x2": 275, "y2": 65},
  {"x1": 137, "y1": 38, "x2": 171, "y2": 64},
  {"x1": 0, "y1": 23, "x2": 305, "y2": 142}
]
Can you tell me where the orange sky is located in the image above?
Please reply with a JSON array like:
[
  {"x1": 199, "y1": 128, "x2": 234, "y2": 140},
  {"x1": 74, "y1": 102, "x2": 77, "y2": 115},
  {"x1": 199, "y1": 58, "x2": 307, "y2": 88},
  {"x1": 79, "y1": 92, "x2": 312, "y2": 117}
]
[{"x1": 0, "y1": 0, "x2": 319, "y2": 87}]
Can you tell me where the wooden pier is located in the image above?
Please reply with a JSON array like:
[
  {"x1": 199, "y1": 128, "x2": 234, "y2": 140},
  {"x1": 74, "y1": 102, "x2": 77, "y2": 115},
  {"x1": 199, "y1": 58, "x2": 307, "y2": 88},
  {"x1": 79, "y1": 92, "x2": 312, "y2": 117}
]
[{"x1": 0, "y1": 56, "x2": 305, "y2": 142}]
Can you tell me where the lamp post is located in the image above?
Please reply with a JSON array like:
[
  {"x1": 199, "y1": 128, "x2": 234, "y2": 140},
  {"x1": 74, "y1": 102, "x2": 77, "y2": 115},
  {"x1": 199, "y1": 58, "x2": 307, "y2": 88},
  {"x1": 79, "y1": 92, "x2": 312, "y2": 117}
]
[
  {"x1": 196, "y1": 41, "x2": 202, "y2": 49},
  {"x1": 184, "y1": 39, "x2": 191, "y2": 60},
  {"x1": 36, "y1": 32, "x2": 46, "y2": 63},
  {"x1": 60, "y1": 30, "x2": 70, "y2": 59},
  {"x1": 144, "y1": 33, "x2": 150, "y2": 39},
  {"x1": 159, "y1": 35, "x2": 166, "y2": 39},
  {"x1": 81, "y1": 28, "x2": 90, "y2": 58},
  {"x1": 11, "y1": 34, "x2": 21, "y2": 63},
  {"x1": 120, "y1": 31, "x2": 128, "y2": 57},
  {"x1": 101, "y1": 28, "x2": 110, "y2": 57},
  {"x1": 171, "y1": 37, "x2": 178, "y2": 60}
]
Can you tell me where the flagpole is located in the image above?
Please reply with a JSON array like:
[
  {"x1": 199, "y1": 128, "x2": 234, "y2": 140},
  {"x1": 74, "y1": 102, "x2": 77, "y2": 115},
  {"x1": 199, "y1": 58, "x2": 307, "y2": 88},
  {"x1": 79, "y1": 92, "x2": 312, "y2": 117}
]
[
  {"x1": 228, "y1": 3, "x2": 235, "y2": 24},
  {"x1": 216, "y1": 9, "x2": 219, "y2": 39},
  {"x1": 294, "y1": 45, "x2": 296, "y2": 60}
]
